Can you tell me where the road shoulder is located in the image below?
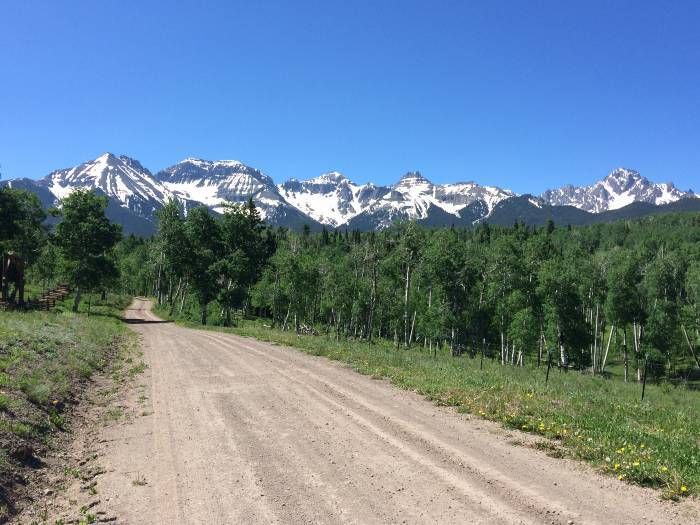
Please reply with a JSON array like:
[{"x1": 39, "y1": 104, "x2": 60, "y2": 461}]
[{"x1": 11, "y1": 325, "x2": 149, "y2": 524}]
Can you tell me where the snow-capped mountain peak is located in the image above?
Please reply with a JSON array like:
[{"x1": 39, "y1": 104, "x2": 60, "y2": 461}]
[
  {"x1": 156, "y1": 158, "x2": 300, "y2": 222},
  {"x1": 45, "y1": 153, "x2": 178, "y2": 216},
  {"x1": 540, "y1": 167, "x2": 692, "y2": 212},
  {"x1": 178, "y1": 157, "x2": 245, "y2": 170},
  {"x1": 605, "y1": 167, "x2": 642, "y2": 187},
  {"x1": 279, "y1": 171, "x2": 383, "y2": 227},
  {"x1": 308, "y1": 171, "x2": 348, "y2": 184},
  {"x1": 437, "y1": 182, "x2": 515, "y2": 216},
  {"x1": 393, "y1": 171, "x2": 433, "y2": 192},
  {"x1": 337, "y1": 171, "x2": 515, "y2": 229},
  {"x1": 9, "y1": 153, "x2": 697, "y2": 235}
]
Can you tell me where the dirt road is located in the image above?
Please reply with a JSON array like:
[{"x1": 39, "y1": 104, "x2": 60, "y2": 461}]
[{"x1": 90, "y1": 298, "x2": 696, "y2": 524}]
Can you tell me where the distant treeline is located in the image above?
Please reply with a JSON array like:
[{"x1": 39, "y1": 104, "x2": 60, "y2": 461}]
[
  {"x1": 2, "y1": 183, "x2": 699, "y2": 383},
  {"x1": 125, "y1": 198, "x2": 700, "y2": 384}
]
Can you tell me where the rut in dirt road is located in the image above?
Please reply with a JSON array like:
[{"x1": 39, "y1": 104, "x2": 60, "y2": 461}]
[{"x1": 88, "y1": 299, "x2": 697, "y2": 524}]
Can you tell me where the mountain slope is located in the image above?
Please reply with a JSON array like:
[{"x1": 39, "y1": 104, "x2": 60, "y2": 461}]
[
  {"x1": 540, "y1": 168, "x2": 694, "y2": 212},
  {"x1": 45, "y1": 153, "x2": 187, "y2": 219},
  {"x1": 157, "y1": 158, "x2": 322, "y2": 229},
  {"x1": 282, "y1": 170, "x2": 514, "y2": 229},
  {"x1": 4, "y1": 155, "x2": 698, "y2": 234},
  {"x1": 1, "y1": 175, "x2": 161, "y2": 237},
  {"x1": 2, "y1": 177, "x2": 57, "y2": 209},
  {"x1": 486, "y1": 194, "x2": 700, "y2": 227},
  {"x1": 278, "y1": 172, "x2": 389, "y2": 227}
]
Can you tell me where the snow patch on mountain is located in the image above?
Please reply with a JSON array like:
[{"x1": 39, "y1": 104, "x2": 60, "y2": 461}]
[
  {"x1": 278, "y1": 172, "x2": 384, "y2": 227},
  {"x1": 437, "y1": 182, "x2": 515, "y2": 216},
  {"x1": 540, "y1": 168, "x2": 695, "y2": 212},
  {"x1": 280, "y1": 170, "x2": 515, "y2": 228},
  {"x1": 11, "y1": 153, "x2": 697, "y2": 233},
  {"x1": 386, "y1": 172, "x2": 513, "y2": 221},
  {"x1": 45, "y1": 153, "x2": 183, "y2": 218},
  {"x1": 157, "y1": 158, "x2": 285, "y2": 218}
]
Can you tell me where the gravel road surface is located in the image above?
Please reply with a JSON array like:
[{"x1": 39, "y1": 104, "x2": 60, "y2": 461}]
[{"x1": 91, "y1": 298, "x2": 697, "y2": 524}]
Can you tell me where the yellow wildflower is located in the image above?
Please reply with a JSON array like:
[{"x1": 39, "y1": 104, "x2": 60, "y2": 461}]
[{"x1": 680, "y1": 486, "x2": 688, "y2": 493}]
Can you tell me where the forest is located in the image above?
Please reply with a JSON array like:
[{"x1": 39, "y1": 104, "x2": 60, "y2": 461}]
[{"x1": 2, "y1": 185, "x2": 700, "y2": 385}]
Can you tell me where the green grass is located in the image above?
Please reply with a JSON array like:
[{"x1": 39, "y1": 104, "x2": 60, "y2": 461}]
[
  {"x1": 53, "y1": 292, "x2": 132, "y2": 319},
  {"x1": 0, "y1": 393, "x2": 10, "y2": 411},
  {"x1": 157, "y1": 306, "x2": 699, "y2": 500},
  {"x1": 0, "y1": 293, "x2": 131, "y2": 444}
]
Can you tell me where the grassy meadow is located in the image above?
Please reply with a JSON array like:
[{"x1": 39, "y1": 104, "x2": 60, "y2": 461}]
[{"x1": 0, "y1": 293, "x2": 132, "y2": 515}]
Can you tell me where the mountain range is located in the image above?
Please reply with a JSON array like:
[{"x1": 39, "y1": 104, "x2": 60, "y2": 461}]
[{"x1": 2, "y1": 153, "x2": 698, "y2": 235}]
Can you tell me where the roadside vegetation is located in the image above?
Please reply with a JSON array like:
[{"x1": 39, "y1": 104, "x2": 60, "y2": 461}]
[
  {"x1": 0, "y1": 294, "x2": 130, "y2": 518},
  {"x1": 1, "y1": 186, "x2": 130, "y2": 518}
]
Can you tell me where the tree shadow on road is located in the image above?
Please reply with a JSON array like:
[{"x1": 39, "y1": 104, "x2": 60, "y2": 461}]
[{"x1": 120, "y1": 318, "x2": 173, "y2": 325}]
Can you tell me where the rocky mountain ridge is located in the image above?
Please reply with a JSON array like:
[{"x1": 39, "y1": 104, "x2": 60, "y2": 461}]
[{"x1": 2, "y1": 153, "x2": 697, "y2": 234}]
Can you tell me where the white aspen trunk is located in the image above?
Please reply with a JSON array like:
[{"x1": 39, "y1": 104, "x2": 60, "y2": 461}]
[
  {"x1": 633, "y1": 321, "x2": 641, "y2": 381},
  {"x1": 588, "y1": 305, "x2": 594, "y2": 371},
  {"x1": 681, "y1": 325, "x2": 700, "y2": 368},
  {"x1": 500, "y1": 331, "x2": 505, "y2": 365},
  {"x1": 283, "y1": 306, "x2": 291, "y2": 331},
  {"x1": 409, "y1": 310, "x2": 417, "y2": 346},
  {"x1": 592, "y1": 303, "x2": 599, "y2": 375},
  {"x1": 541, "y1": 332, "x2": 548, "y2": 367},
  {"x1": 601, "y1": 324, "x2": 615, "y2": 373},
  {"x1": 557, "y1": 322, "x2": 567, "y2": 368},
  {"x1": 404, "y1": 262, "x2": 411, "y2": 347},
  {"x1": 155, "y1": 251, "x2": 163, "y2": 304},
  {"x1": 560, "y1": 342, "x2": 566, "y2": 368},
  {"x1": 336, "y1": 310, "x2": 341, "y2": 341},
  {"x1": 623, "y1": 327, "x2": 629, "y2": 383}
]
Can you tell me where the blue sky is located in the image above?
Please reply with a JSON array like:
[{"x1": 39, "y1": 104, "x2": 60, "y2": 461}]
[{"x1": 1, "y1": 1, "x2": 698, "y2": 193}]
